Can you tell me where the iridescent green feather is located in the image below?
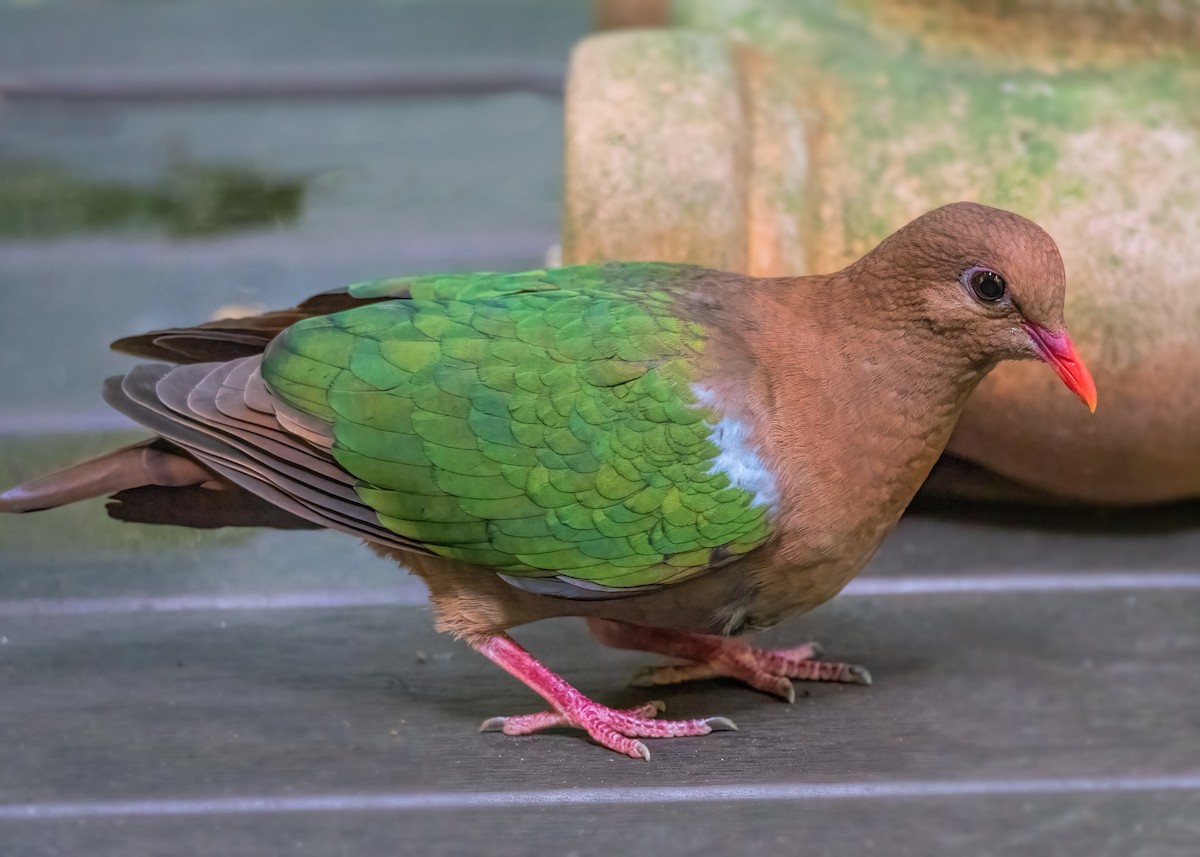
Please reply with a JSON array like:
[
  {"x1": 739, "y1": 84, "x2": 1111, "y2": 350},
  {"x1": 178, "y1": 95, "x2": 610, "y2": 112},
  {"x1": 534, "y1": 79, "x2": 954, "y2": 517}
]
[{"x1": 261, "y1": 263, "x2": 773, "y2": 588}]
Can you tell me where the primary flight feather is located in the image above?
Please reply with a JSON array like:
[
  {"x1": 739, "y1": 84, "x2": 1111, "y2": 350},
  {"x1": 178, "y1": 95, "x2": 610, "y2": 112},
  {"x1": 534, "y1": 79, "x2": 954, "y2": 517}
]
[{"x1": 1, "y1": 202, "x2": 1096, "y2": 759}]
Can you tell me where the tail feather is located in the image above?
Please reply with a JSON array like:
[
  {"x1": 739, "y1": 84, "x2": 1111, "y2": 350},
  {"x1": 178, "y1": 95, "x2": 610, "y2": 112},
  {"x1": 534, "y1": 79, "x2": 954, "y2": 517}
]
[
  {"x1": 1, "y1": 286, "x2": 398, "y2": 530},
  {"x1": 107, "y1": 485, "x2": 320, "y2": 529},
  {"x1": 0, "y1": 439, "x2": 212, "y2": 513}
]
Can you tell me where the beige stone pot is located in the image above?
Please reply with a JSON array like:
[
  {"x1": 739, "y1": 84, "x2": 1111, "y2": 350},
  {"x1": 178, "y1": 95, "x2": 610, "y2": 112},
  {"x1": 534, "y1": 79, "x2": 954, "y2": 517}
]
[{"x1": 565, "y1": 3, "x2": 1200, "y2": 504}]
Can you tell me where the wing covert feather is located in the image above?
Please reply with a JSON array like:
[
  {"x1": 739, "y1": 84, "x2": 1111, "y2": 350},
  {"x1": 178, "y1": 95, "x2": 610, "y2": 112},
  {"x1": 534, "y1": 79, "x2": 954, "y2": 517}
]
[{"x1": 262, "y1": 264, "x2": 775, "y2": 590}]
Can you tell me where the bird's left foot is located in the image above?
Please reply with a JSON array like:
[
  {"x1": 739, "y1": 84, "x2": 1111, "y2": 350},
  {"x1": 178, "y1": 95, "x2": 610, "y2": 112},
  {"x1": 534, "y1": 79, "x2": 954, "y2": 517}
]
[
  {"x1": 587, "y1": 619, "x2": 870, "y2": 705},
  {"x1": 629, "y1": 640, "x2": 871, "y2": 704}
]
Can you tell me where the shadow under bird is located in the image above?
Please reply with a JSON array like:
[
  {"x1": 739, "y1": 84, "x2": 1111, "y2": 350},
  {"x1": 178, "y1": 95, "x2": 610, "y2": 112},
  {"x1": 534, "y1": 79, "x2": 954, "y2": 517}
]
[{"x1": 1, "y1": 202, "x2": 1096, "y2": 759}]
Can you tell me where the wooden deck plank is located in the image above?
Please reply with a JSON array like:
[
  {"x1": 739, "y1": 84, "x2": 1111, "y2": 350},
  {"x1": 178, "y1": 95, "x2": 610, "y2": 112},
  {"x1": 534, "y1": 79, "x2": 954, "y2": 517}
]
[
  {"x1": 5, "y1": 791, "x2": 1199, "y2": 857},
  {"x1": 1, "y1": 590, "x2": 1196, "y2": 804}
]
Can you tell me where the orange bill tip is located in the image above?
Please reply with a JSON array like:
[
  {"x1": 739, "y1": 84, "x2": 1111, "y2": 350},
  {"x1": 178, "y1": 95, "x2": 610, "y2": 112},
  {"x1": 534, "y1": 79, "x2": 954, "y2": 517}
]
[{"x1": 1023, "y1": 323, "x2": 1098, "y2": 413}]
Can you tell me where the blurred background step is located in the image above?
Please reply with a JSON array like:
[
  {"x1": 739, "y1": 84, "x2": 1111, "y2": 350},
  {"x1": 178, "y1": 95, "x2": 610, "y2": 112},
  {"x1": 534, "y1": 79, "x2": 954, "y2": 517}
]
[
  {"x1": 0, "y1": 98, "x2": 564, "y2": 432},
  {"x1": 0, "y1": 0, "x2": 587, "y2": 77}
]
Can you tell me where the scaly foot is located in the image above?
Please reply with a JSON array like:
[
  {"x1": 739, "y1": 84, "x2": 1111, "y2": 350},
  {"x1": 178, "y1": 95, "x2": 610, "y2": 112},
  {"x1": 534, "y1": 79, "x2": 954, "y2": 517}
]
[
  {"x1": 480, "y1": 699, "x2": 736, "y2": 760},
  {"x1": 587, "y1": 619, "x2": 871, "y2": 705},
  {"x1": 473, "y1": 634, "x2": 737, "y2": 760}
]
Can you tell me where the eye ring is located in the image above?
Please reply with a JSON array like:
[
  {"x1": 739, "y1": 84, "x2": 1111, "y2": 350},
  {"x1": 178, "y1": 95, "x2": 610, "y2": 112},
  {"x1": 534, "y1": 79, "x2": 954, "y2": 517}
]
[{"x1": 963, "y1": 266, "x2": 1006, "y2": 303}]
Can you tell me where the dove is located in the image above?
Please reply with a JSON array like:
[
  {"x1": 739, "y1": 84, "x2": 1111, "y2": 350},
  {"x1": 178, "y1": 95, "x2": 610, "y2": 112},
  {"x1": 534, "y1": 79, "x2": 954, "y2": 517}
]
[{"x1": 1, "y1": 202, "x2": 1096, "y2": 759}]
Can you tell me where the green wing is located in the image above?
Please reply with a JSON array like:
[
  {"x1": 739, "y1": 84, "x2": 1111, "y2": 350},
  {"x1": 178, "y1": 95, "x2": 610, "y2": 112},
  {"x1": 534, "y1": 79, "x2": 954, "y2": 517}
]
[{"x1": 262, "y1": 263, "x2": 773, "y2": 590}]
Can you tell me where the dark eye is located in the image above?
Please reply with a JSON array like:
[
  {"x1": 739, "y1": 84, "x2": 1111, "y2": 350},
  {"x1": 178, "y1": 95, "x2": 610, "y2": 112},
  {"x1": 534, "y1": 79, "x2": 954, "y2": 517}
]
[{"x1": 964, "y1": 267, "x2": 1006, "y2": 302}]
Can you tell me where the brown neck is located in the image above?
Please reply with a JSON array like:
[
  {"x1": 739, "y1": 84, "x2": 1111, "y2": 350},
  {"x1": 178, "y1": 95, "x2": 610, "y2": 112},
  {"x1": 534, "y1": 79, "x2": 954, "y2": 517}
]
[{"x1": 739, "y1": 270, "x2": 995, "y2": 553}]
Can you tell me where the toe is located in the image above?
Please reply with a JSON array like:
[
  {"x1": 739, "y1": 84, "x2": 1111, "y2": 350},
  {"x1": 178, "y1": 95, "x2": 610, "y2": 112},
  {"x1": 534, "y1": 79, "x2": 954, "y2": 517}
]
[
  {"x1": 589, "y1": 725, "x2": 652, "y2": 760},
  {"x1": 744, "y1": 671, "x2": 796, "y2": 703}
]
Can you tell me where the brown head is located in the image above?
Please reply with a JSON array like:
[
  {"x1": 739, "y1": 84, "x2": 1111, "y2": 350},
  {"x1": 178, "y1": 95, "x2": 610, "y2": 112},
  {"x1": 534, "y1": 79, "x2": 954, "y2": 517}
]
[{"x1": 853, "y1": 201, "x2": 1096, "y2": 412}]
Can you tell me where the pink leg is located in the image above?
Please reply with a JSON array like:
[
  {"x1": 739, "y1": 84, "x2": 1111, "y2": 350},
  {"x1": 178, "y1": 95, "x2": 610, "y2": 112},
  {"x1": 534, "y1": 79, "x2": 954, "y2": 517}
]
[
  {"x1": 587, "y1": 619, "x2": 871, "y2": 705},
  {"x1": 472, "y1": 634, "x2": 736, "y2": 760}
]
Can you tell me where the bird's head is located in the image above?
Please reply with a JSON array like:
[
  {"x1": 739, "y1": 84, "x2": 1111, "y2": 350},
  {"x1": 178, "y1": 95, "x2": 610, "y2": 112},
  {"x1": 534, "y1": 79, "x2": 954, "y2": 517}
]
[{"x1": 860, "y1": 201, "x2": 1096, "y2": 412}]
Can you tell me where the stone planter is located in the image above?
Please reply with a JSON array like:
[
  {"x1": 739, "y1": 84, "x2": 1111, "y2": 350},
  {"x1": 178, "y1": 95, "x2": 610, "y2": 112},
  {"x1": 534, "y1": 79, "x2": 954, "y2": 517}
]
[{"x1": 566, "y1": 1, "x2": 1200, "y2": 504}]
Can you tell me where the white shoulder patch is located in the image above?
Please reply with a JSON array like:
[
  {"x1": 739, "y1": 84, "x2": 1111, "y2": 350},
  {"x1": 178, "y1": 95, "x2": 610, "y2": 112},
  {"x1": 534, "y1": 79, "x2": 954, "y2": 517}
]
[{"x1": 692, "y1": 385, "x2": 779, "y2": 511}]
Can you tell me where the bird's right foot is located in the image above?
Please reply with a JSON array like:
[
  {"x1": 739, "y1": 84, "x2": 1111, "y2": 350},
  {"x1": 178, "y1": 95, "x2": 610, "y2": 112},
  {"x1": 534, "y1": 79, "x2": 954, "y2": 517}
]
[
  {"x1": 480, "y1": 699, "x2": 735, "y2": 760},
  {"x1": 473, "y1": 634, "x2": 736, "y2": 760}
]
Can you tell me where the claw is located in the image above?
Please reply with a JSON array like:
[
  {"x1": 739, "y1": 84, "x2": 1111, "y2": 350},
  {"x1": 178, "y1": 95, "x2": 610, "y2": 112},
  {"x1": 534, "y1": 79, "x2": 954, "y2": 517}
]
[
  {"x1": 703, "y1": 716, "x2": 738, "y2": 732},
  {"x1": 844, "y1": 665, "x2": 872, "y2": 686},
  {"x1": 479, "y1": 716, "x2": 507, "y2": 733},
  {"x1": 780, "y1": 679, "x2": 796, "y2": 705}
]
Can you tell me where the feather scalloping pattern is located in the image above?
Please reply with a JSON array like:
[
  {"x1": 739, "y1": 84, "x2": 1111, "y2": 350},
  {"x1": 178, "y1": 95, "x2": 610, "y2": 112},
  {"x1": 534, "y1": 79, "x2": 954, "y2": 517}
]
[{"x1": 261, "y1": 265, "x2": 773, "y2": 589}]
